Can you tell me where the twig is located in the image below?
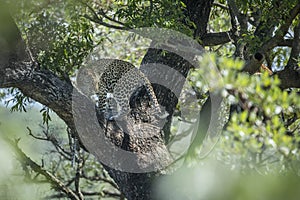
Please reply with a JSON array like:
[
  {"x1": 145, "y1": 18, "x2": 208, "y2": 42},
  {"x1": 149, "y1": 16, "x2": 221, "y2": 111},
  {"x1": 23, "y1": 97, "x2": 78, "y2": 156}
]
[
  {"x1": 79, "y1": 0, "x2": 129, "y2": 30},
  {"x1": 213, "y1": 2, "x2": 229, "y2": 10},
  {"x1": 98, "y1": 9, "x2": 127, "y2": 27},
  {"x1": 149, "y1": 0, "x2": 154, "y2": 17},
  {"x1": 3, "y1": 137, "x2": 81, "y2": 200},
  {"x1": 28, "y1": 126, "x2": 73, "y2": 160},
  {"x1": 75, "y1": 150, "x2": 84, "y2": 199},
  {"x1": 81, "y1": 190, "x2": 121, "y2": 198},
  {"x1": 81, "y1": 172, "x2": 119, "y2": 189},
  {"x1": 84, "y1": 14, "x2": 129, "y2": 30},
  {"x1": 27, "y1": 126, "x2": 48, "y2": 141},
  {"x1": 261, "y1": 4, "x2": 300, "y2": 52},
  {"x1": 79, "y1": 0, "x2": 101, "y2": 21}
]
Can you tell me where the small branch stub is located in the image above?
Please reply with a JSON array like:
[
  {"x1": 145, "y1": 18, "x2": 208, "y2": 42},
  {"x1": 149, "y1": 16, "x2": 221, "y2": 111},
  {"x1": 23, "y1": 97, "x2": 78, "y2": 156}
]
[{"x1": 242, "y1": 52, "x2": 265, "y2": 74}]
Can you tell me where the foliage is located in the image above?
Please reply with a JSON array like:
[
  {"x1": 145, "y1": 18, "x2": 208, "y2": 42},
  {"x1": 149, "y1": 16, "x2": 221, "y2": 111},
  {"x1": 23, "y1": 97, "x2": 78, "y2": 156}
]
[
  {"x1": 0, "y1": 106, "x2": 120, "y2": 199},
  {"x1": 189, "y1": 54, "x2": 300, "y2": 173},
  {"x1": 1, "y1": 0, "x2": 300, "y2": 199},
  {"x1": 33, "y1": 14, "x2": 95, "y2": 77},
  {"x1": 7, "y1": 0, "x2": 96, "y2": 78},
  {"x1": 88, "y1": 0, "x2": 194, "y2": 36},
  {"x1": 5, "y1": 88, "x2": 33, "y2": 112}
]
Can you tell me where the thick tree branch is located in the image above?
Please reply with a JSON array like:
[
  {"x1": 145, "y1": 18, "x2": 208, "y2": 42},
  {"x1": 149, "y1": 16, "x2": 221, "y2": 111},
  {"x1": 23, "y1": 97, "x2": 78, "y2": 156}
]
[
  {"x1": 182, "y1": 0, "x2": 214, "y2": 38},
  {"x1": 278, "y1": 39, "x2": 293, "y2": 47},
  {"x1": 2, "y1": 1, "x2": 299, "y2": 199},
  {"x1": 227, "y1": 0, "x2": 248, "y2": 32},
  {"x1": 1, "y1": 61, "x2": 173, "y2": 199},
  {"x1": 202, "y1": 31, "x2": 232, "y2": 46},
  {"x1": 261, "y1": 4, "x2": 300, "y2": 53},
  {"x1": 240, "y1": 51, "x2": 300, "y2": 89},
  {"x1": 242, "y1": 52, "x2": 265, "y2": 74},
  {"x1": 0, "y1": 10, "x2": 171, "y2": 199},
  {"x1": 287, "y1": 19, "x2": 300, "y2": 67},
  {"x1": 0, "y1": 62, "x2": 76, "y2": 132},
  {"x1": 260, "y1": 6, "x2": 300, "y2": 89},
  {"x1": 275, "y1": 67, "x2": 300, "y2": 89},
  {"x1": 227, "y1": 0, "x2": 248, "y2": 58}
]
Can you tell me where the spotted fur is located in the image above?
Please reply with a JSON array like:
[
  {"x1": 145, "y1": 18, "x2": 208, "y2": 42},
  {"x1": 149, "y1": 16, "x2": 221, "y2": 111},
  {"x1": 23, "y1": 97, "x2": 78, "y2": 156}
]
[{"x1": 77, "y1": 59, "x2": 161, "y2": 121}]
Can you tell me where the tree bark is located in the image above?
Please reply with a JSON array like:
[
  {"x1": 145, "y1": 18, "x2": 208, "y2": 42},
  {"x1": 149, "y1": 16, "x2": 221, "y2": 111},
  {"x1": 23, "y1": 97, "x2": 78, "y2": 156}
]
[
  {"x1": 0, "y1": 9, "x2": 171, "y2": 200},
  {"x1": 1, "y1": 1, "x2": 300, "y2": 200}
]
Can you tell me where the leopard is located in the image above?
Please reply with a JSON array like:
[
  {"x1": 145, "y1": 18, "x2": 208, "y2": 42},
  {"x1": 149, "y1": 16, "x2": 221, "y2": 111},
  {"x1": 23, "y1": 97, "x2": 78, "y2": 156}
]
[
  {"x1": 76, "y1": 59, "x2": 165, "y2": 125},
  {"x1": 76, "y1": 59, "x2": 171, "y2": 169}
]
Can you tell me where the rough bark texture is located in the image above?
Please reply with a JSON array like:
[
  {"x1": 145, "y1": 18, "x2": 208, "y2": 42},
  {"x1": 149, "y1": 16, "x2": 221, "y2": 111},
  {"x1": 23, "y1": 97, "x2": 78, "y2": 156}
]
[
  {"x1": 0, "y1": 7, "x2": 176, "y2": 200},
  {"x1": 1, "y1": 1, "x2": 300, "y2": 200},
  {"x1": 141, "y1": 48, "x2": 194, "y2": 142},
  {"x1": 182, "y1": 0, "x2": 214, "y2": 38}
]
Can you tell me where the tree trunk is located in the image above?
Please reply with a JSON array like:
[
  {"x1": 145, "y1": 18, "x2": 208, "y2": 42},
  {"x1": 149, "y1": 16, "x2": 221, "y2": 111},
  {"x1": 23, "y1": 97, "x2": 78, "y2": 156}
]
[
  {"x1": 2, "y1": 1, "x2": 299, "y2": 199},
  {"x1": 0, "y1": 1, "x2": 214, "y2": 199}
]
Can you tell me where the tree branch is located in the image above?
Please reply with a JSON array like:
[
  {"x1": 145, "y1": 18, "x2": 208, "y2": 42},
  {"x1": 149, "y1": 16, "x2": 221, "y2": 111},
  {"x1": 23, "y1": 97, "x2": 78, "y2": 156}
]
[
  {"x1": 227, "y1": 0, "x2": 248, "y2": 58},
  {"x1": 97, "y1": 9, "x2": 127, "y2": 27},
  {"x1": 261, "y1": 4, "x2": 300, "y2": 52},
  {"x1": 81, "y1": 190, "x2": 121, "y2": 198},
  {"x1": 213, "y1": 2, "x2": 229, "y2": 10},
  {"x1": 3, "y1": 137, "x2": 81, "y2": 200},
  {"x1": 242, "y1": 52, "x2": 265, "y2": 74},
  {"x1": 202, "y1": 31, "x2": 233, "y2": 46},
  {"x1": 182, "y1": 0, "x2": 214, "y2": 37},
  {"x1": 81, "y1": 172, "x2": 119, "y2": 189},
  {"x1": 275, "y1": 67, "x2": 300, "y2": 89},
  {"x1": 278, "y1": 39, "x2": 293, "y2": 47},
  {"x1": 75, "y1": 152, "x2": 84, "y2": 199},
  {"x1": 227, "y1": 0, "x2": 248, "y2": 32},
  {"x1": 80, "y1": 0, "x2": 129, "y2": 30},
  {"x1": 0, "y1": 62, "x2": 76, "y2": 130},
  {"x1": 84, "y1": 14, "x2": 129, "y2": 30},
  {"x1": 287, "y1": 19, "x2": 300, "y2": 67}
]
